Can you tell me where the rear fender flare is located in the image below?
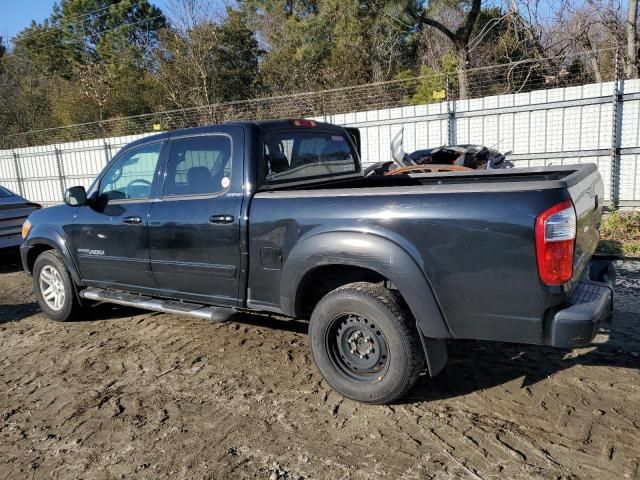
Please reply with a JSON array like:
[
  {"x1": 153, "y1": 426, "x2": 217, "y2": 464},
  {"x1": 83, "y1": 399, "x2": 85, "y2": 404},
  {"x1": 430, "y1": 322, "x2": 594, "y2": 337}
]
[{"x1": 280, "y1": 231, "x2": 452, "y2": 339}]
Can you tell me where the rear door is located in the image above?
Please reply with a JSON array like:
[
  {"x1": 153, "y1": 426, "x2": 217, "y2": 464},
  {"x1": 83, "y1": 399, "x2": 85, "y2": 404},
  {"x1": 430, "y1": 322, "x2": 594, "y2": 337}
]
[
  {"x1": 147, "y1": 131, "x2": 243, "y2": 306},
  {"x1": 72, "y1": 141, "x2": 164, "y2": 289}
]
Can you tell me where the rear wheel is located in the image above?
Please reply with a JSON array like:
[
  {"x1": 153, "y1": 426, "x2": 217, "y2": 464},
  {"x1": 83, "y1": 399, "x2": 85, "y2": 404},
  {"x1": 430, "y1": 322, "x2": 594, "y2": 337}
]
[
  {"x1": 33, "y1": 250, "x2": 82, "y2": 322},
  {"x1": 309, "y1": 282, "x2": 424, "y2": 404}
]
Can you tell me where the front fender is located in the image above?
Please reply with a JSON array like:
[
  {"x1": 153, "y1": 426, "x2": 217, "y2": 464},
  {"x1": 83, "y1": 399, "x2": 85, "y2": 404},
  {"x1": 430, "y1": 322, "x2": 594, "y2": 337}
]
[
  {"x1": 21, "y1": 228, "x2": 84, "y2": 286},
  {"x1": 280, "y1": 231, "x2": 452, "y2": 339}
]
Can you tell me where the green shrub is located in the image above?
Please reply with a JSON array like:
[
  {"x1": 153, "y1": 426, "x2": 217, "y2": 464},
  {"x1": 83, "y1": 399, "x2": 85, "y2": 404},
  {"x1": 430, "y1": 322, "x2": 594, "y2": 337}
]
[{"x1": 597, "y1": 211, "x2": 640, "y2": 257}]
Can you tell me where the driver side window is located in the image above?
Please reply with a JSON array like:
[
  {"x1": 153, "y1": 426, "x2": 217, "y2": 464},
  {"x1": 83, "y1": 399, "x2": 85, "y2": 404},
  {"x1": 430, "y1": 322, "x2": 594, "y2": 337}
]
[{"x1": 99, "y1": 142, "x2": 162, "y2": 200}]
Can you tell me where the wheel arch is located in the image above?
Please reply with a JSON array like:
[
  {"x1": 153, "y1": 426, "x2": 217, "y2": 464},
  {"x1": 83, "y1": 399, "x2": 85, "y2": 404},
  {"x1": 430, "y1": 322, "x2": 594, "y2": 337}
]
[
  {"x1": 23, "y1": 230, "x2": 84, "y2": 286},
  {"x1": 280, "y1": 230, "x2": 452, "y2": 339}
]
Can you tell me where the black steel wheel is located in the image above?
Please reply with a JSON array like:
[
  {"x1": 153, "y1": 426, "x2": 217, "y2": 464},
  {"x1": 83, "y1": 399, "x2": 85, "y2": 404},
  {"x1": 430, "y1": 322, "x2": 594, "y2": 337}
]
[
  {"x1": 309, "y1": 282, "x2": 424, "y2": 404},
  {"x1": 326, "y1": 313, "x2": 390, "y2": 384}
]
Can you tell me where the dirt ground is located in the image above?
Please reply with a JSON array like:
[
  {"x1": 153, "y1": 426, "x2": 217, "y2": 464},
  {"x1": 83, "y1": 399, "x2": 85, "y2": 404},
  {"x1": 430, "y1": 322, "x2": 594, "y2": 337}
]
[{"x1": 0, "y1": 248, "x2": 638, "y2": 480}]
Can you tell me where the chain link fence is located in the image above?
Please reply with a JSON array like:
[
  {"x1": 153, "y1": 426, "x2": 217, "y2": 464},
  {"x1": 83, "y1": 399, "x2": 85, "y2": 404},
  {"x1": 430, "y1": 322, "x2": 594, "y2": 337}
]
[
  {"x1": 1, "y1": 48, "x2": 639, "y2": 208},
  {"x1": 0, "y1": 49, "x2": 619, "y2": 149}
]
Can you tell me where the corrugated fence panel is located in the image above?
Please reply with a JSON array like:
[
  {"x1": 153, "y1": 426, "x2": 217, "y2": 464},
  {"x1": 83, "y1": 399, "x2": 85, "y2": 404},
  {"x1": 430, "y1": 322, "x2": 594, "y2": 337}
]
[
  {"x1": 2, "y1": 181, "x2": 21, "y2": 194},
  {"x1": 0, "y1": 154, "x2": 17, "y2": 181},
  {"x1": 619, "y1": 154, "x2": 639, "y2": 201},
  {"x1": 1, "y1": 82, "x2": 639, "y2": 206},
  {"x1": 22, "y1": 179, "x2": 62, "y2": 204}
]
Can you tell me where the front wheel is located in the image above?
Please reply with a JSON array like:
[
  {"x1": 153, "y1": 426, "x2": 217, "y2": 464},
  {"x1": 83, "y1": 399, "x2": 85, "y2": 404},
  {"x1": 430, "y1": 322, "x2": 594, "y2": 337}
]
[
  {"x1": 309, "y1": 282, "x2": 424, "y2": 404},
  {"x1": 33, "y1": 250, "x2": 82, "y2": 322}
]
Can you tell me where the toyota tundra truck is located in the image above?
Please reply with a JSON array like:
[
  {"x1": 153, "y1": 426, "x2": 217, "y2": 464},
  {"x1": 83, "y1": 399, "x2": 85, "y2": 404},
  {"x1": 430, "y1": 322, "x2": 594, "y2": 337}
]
[{"x1": 20, "y1": 119, "x2": 615, "y2": 404}]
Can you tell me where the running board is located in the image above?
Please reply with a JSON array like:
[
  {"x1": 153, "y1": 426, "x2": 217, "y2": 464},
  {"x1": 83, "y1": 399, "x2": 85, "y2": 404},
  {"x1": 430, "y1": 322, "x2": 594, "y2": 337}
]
[{"x1": 79, "y1": 287, "x2": 235, "y2": 323}]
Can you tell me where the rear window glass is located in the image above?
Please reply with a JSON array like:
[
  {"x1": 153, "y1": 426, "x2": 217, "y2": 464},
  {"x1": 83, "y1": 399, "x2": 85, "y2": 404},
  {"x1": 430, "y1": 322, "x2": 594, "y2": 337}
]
[
  {"x1": 263, "y1": 130, "x2": 358, "y2": 183},
  {"x1": 164, "y1": 136, "x2": 232, "y2": 196}
]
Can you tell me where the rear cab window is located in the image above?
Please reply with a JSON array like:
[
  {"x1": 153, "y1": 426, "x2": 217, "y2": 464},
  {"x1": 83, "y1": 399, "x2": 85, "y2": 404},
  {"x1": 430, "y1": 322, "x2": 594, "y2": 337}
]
[{"x1": 263, "y1": 128, "x2": 359, "y2": 185}]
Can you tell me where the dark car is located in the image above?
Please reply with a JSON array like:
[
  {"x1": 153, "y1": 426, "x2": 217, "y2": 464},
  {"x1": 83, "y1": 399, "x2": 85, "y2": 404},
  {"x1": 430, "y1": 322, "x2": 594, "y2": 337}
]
[
  {"x1": 0, "y1": 186, "x2": 41, "y2": 250},
  {"x1": 20, "y1": 120, "x2": 615, "y2": 404}
]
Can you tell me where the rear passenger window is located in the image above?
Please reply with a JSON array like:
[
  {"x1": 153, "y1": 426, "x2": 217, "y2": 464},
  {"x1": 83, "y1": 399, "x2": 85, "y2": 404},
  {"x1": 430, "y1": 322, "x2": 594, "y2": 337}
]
[{"x1": 163, "y1": 136, "x2": 232, "y2": 196}]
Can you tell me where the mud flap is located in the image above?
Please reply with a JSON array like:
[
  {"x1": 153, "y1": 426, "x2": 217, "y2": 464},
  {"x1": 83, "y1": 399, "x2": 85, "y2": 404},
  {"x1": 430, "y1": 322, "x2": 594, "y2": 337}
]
[{"x1": 417, "y1": 326, "x2": 448, "y2": 377}]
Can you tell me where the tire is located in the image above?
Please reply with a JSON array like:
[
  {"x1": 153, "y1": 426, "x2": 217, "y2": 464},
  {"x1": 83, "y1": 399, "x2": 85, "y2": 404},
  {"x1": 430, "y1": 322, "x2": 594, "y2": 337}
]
[
  {"x1": 309, "y1": 282, "x2": 424, "y2": 404},
  {"x1": 33, "y1": 250, "x2": 82, "y2": 322}
]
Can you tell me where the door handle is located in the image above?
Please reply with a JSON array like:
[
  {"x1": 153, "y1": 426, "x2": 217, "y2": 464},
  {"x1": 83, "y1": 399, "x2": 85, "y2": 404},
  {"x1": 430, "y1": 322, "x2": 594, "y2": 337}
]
[
  {"x1": 209, "y1": 214, "x2": 234, "y2": 224},
  {"x1": 122, "y1": 215, "x2": 142, "y2": 224}
]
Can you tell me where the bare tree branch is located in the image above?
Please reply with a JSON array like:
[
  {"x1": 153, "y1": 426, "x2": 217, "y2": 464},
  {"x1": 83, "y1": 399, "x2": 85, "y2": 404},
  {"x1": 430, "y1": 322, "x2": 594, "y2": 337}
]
[{"x1": 417, "y1": 15, "x2": 456, "y2": 43}]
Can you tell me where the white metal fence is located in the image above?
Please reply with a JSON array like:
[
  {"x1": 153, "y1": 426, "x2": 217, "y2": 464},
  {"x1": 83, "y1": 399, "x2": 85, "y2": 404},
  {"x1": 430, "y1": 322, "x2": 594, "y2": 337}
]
[{"x1": 2, "y1": 79, "x2": 640, "y2": 208}]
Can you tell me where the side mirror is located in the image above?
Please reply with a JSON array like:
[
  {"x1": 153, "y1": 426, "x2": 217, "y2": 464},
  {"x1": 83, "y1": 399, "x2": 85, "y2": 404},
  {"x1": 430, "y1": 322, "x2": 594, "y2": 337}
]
[{"x1": 64, "y1": 186, "x2": 87, "y2": 206}]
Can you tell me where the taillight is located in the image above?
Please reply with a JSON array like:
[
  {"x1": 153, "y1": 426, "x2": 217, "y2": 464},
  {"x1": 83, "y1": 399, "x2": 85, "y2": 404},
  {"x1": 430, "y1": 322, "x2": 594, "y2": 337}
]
[
  {"x1": 292, "y1": 119, "x2": 316, "y2": 127},
  {"x1": 535, "y1": 200, "x2": 576, "y2": 285}
]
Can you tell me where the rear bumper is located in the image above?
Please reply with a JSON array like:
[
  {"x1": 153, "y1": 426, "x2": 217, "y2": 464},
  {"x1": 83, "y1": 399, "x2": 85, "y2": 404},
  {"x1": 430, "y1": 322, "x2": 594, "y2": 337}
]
[{"x1": 546, "y1": 258, "x2": 615, "y2": 348}]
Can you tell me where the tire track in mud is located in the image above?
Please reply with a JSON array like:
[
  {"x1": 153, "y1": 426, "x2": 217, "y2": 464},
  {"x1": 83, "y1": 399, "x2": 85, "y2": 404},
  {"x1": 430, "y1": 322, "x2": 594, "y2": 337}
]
[{"x1": 0, "y1": 259, "x2": 639, "y2": 479}]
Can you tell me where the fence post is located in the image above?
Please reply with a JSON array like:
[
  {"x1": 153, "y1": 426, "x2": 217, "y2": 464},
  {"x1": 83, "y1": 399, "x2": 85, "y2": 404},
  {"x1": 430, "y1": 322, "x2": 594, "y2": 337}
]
[
  {"x1": 446, "y1": 75, "x2": 456, "y2": 145},
  {"x1": 610, "y1": 47, "x2": 623, "y2": 209},
  {"x1": 103, "y1": 141, "x2": 112, "y2": 166},
  {"x1": 54, "y1": 147, "x2": 66, "y2": 199},
  {"x1": 11, "y1": 151, "x2": 24, "y2": 197}
]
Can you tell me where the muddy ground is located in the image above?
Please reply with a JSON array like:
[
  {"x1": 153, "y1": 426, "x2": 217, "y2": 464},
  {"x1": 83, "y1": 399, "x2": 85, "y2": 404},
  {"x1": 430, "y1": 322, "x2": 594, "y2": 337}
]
[{"x1": 0, "y1": 248, "x2": 638, "y2": 480}]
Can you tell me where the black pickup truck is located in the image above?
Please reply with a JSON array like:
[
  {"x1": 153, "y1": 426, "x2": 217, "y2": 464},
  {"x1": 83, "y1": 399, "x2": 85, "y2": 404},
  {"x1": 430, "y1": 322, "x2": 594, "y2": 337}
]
[{"x1": 20, "y1": 120, "x2": 615, "y2": 404}]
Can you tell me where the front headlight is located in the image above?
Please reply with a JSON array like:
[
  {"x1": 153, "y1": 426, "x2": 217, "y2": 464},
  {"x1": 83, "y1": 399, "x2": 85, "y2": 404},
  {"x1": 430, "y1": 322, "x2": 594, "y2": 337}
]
[{"x1": 21, "y1": 219, "x2": 32, "y2": 239}]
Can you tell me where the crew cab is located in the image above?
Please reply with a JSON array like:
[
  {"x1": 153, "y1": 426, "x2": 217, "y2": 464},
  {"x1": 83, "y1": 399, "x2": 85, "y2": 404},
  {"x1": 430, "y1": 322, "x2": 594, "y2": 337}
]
[{"x1": 21, "y1": 120, "x2": 615, "y2": 404}]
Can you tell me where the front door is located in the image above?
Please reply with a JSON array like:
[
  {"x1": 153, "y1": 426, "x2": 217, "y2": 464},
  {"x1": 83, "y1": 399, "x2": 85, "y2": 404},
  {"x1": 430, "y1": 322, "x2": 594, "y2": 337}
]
[
  {"x1": 73, "y1": 140, "x2": 164, "y2": 290},
  {"x1": 147, "y1": 133, "x2": 242, "y2": 306}
]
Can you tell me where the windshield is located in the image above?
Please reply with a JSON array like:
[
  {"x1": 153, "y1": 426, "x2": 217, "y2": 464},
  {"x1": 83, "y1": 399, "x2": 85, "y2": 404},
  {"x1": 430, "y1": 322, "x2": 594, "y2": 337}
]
[
  {"x1": 263, "y1": 130, "x2": 358, "y2": 184},
  {"x1": 0, "y1": 186, "x2": 14, "y2": 198}
]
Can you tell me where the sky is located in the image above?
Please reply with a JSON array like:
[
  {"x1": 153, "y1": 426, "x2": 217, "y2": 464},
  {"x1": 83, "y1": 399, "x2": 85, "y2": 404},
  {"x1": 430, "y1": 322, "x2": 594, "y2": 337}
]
[
  {"x1": 0, "y1": 0, "x2": 630, "y2": 46},
  {"x1": 0, "y1": 0, "x2": 170, "y2": 45}
]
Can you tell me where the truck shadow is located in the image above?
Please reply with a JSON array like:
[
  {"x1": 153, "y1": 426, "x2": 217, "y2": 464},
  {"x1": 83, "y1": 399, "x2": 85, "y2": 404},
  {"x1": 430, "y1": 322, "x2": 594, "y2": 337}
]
[
  {"x1": 402, "y1": 323, "x2": 639, "y2": 404},
  {"x1": 229, "y1": 311, "x2": 309, "y2": 334},
  {"x1": 5, "y1": 299, "x2": 635, "y2": 404},
  {"x1": 79, "y1": 303, "x2": 155, "y2": 322},
  {"x1": 401, "y1": 263, "x2": 640, "y2": 404},
  {"x1": 0, "y1": 303, "x2": 40, "y2": 323},
  {"x1": 0, "y1": 302, "x2": 151, "y2": 324},
  {"x1": 0, "y1": 248, "x2": 23, "y2": 274},
  {"x1": 596, "y1": 239, "x2": 624, "y2": 257},
  {"x1": 229, "y1": 309, "x2": 640, "y2": 405}
]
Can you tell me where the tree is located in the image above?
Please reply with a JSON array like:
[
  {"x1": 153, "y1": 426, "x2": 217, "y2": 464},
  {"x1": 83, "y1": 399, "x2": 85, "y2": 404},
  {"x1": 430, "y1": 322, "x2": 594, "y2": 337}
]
[
  {"x1": 0, "y1": 0, "x2": 168, "y2": 135},
  {"x1": 627, "y1": 0, "x2": 638, "y2": 78},
  {"x1": 241, "y1": 0, "x2": 415, "y2": 94},
  {"x1": 417, "y1": 0, "x2": 482, "y2": 99},
  {"x1": 395, "y1": 52, "x2": 456, "y2": 105},
  {"x1": 155, "y1": 7, "x2": 261, "y2": 117},
  {"x1": 0, "y1": 36, "x2": 5, "y2": 77},
  {"x1": 11, "y1": 1, "x2": 164, "y2": 73}
]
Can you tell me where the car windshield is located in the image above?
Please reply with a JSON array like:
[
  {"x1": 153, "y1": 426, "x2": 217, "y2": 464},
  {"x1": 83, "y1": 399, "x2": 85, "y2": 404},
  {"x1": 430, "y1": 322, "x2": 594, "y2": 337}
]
[
  {"x1": 263, "y1": 130, "x2": 358, "y2": 184},
  {"x1": 0, "y1": 186, "x2": 14, "y2": 198}
]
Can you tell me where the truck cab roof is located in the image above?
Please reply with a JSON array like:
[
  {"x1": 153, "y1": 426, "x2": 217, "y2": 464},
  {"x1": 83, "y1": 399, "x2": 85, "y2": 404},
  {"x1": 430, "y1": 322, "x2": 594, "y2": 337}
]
[{"x1": 123, "y1": 120, "x2": 348, "y2": 150}]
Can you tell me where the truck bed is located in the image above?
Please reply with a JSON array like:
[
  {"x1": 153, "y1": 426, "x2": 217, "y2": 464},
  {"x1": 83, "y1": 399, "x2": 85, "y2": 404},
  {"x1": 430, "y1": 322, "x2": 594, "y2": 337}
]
[
  {"x1": 249, "y1": 164, "x2": 603, "y2": 345},
  {"x1": 269, "y1": 164, "x2": 596, "y2": 192}
]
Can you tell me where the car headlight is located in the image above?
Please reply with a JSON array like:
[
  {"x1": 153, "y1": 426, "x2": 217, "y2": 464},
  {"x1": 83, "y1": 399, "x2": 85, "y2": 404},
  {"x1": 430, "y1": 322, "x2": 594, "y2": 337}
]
[{"x1": 21, "y1": 219, "x2": 32, "y2": 239}]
